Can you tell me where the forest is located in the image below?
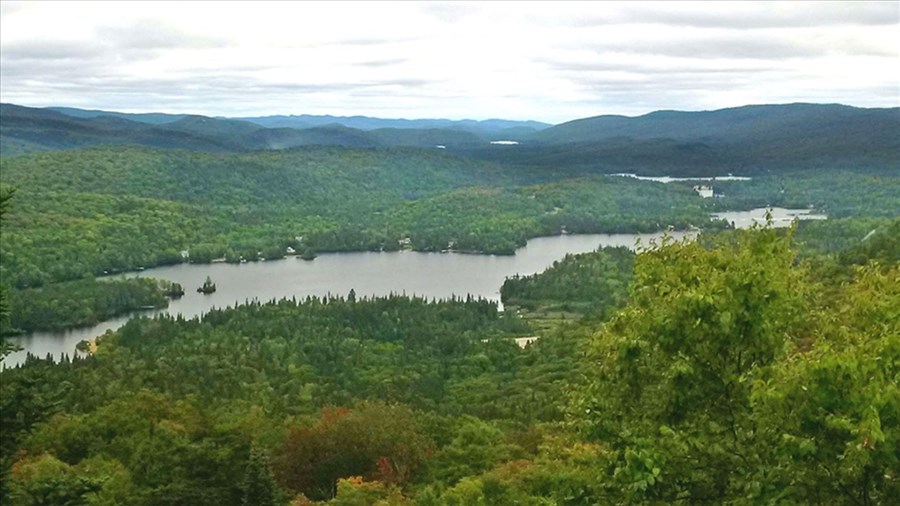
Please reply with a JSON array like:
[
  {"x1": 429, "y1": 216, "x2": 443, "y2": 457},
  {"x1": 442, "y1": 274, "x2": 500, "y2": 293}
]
[
  {"x1": 2, "y1": 142, "x2": 895, "y2": 332},
  {"x1": 0, "y1": 145, "x2": 718, "y2": 290},
  {"x1": 7, "y1": 278, "x2": 175, "y2": 333},
  {"x1": 1, "y1": 218, "x2": 897, "y2": 505},
  {"x1": 2, "y1": 145, "x2": 896, "y2": 291},
  {"x1": 0, "y1": 101, "x2": 898, "y2": 504},
  {"x1": 4, "y1": 103, "x2": 897, "y2": 175}
]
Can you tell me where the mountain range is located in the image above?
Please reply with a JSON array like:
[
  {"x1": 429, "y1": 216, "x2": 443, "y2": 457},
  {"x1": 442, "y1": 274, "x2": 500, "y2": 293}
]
[
  {"x1": 2, "y1": 102, "x2": 897, "y2": 175},
  {"x1": 2, "y1": 104, "x2": 539, "y2": 154},
  {"x1": 464, "y1": 103, "x2": 900, "y2": 175}
]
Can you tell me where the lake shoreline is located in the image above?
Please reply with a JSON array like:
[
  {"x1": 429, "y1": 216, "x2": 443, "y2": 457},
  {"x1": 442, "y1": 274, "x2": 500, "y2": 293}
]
[{"x1": 3, "y1": 207, "x2": 824, "y2": 367}]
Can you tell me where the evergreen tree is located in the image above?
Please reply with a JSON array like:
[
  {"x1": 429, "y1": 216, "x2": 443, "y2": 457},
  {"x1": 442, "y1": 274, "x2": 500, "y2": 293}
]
[
  {"x1": 0, "y1": 186, "x2": 21, "y2": 359},
  {"x1": 241, "y1": 445, "x2": 279, "y2": 506}
]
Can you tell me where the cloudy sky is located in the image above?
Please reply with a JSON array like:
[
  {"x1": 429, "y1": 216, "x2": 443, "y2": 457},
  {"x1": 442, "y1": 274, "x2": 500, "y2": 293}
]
[{"x1": 1, "y1": 1, "x2": 897, "y2": 123}]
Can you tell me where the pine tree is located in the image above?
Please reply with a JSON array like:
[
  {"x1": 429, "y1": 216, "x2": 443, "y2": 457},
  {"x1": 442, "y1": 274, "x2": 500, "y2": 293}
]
[
  {"x1": 0, "y1": 186, "x2": 22, "y2": 359},
  {"x1": 241, "y1": 445, "x2": 279, "y2": 506}
]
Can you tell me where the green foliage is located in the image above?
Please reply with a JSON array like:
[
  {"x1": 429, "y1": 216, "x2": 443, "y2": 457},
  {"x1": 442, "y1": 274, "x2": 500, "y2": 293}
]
[
  {"x1": 838, "y1": 218, "x2": 900, "y2": 266},
  {"x1": 241, "y1": 445, "x2": 280, "y2": 506},
  {"x1": 0, "y1": 296, "x2": 545, "y2": 503},
  {"x1": 329, "y1": 476, "x2": 409, "y2": 506},
  {"x1": 0, "y1": 146, "x2": 715, "y2": 287},
  {"x1": 501, "y1": 246, "x2": 634, "y2": 317},
  {"x1": 426, "y1": 416, "x2": 517, "y2": 486},
  {"x1": 571, "y1": 227, "x2": 899, "y2": 504},
  {"x1": 0, "y1": 185, "x2": 20, "y2": 356},
  {"x1": 1, "y1": 224, "x2": 896, "y2": 504},
  {"x1": 465, "y1": 104, "x2": 900, "y2": 175},
  {"x1": 794, "y1": 216, "x2": 895, "y2": 258},
  {"x1": 8, "y1": 277, "x2": 169, "y2": 332},
  {"x1": 7, "y1": 454, "x2": 102, "y2": 506},
  {"x1": 19, "y1": 391, "x2": 250, "y2": 505},
  {"x1": 709, "y1": 169, "x2": 900, "y2": 218}
]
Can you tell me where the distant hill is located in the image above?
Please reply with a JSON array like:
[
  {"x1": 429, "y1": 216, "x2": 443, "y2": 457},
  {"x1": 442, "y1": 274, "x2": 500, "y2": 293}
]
[
  {"x1": 249, "y1": 125, "x2": 484, "y2": 150},
  {"x1": 0, "y1": 104, "x2": 234, "y2": 155},
  {"x1": 5, "y1": 103, "x2": 897, "y2": 176},
  {"x1": 249, "y1": 124, "x2": 379, "y2": 150},
  {"x1": 162, "y1": 115, "x2": 265, "y2": 146},
  {"x1": 0, "y1": 104, "x2": 498, "y2": 155},
  {"x1": 46, "y1": 106, "x2": 188, "y2": 125},
  {"x1": 234, "y1": 113, "x2": 551, "y2": 136},
  {"x1": 464, "y1": 103, "x2": 900, "y2": 176},
  {"x1": 42, "y1": 106, "x2": 550, "y2": 139},
  {"x1": 532, "y1": 103, "x2": 898, "y2": 145}
]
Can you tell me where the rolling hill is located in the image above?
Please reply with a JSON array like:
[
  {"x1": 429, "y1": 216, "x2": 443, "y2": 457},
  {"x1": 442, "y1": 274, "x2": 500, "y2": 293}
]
[
  {"x1": 4, "y1": 103, "x2": 897, "y2": 176},
  {"x1": 463, "y1": 103, "x2": 900, "y2": 175},
  {"x1": 531, "y1": 103, "x2": 899, "y2": 145},
  {"x1": 0, "y1": 104, "x2": 497, "y2": 155},
  {"x1": 234, "y1": 113, "x2": 551, "y2": 135},
  {"x1": 0, "y1": 104, "x2": 235, "y2": 154}
]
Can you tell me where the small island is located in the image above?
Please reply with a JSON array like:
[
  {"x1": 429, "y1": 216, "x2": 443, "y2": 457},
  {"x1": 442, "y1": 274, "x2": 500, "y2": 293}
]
[
  {"x1": 162, "y1": 281, "x2": 185, "y2": 298},
  {"x1": 197, "y1": 276, "x2": 217, "y2": 294}
]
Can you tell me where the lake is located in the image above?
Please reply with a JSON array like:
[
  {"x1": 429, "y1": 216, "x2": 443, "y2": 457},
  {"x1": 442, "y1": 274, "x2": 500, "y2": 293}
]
[
  {"x1": 4, "y1": 231, "x2": 692, "y2": 366},
  {"x1": 712, "y1": 207, "x2": 827, "y2": 228},
  {"x1": 3, "y1": 207, "x2": 824, "y2": 367},
  {"x1": 610, "y1": 173, "x2": 753, "y2": 183}
]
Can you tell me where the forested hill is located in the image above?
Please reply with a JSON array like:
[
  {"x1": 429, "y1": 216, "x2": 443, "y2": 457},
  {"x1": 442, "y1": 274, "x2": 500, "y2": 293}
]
[
  {"x1": 46, "y1": 106, "x2": 551, "y2": 134},
  {"x1": 45, "y1": 106, "x2": 188, "y2": 125},
  {"x1": 459, "y1": 103, "x2": 900, "y2": 176},
  {"x1": 0, "y1": 104, "x2": 240, "y2": 155},
  {"x1": 233, "y1": 114, "x2": 551, "y2": 135},
  {"x1": 4, "y1": 102, "x2": 898, "y2": 174},
  {"x1": 0, "y1": 145, "x2": 719, "y2": 287},
  {"x1": 2, "y1": 227, "x2": 896, "y2": 505},
  {"x1": 534, "y1": 103, "x2": 899, "y2": 144},
  {"x1": 0, "y1": 104, "x2": 497, "y2": 156}
]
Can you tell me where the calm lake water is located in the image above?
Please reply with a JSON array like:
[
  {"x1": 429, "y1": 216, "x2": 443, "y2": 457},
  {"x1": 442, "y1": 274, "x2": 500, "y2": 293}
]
[
  {"x1": 4, "y1": 231, "x2": 691, "y2": 366},
  {"x1": 712, "y1": 207, "x2": 826, "y2": 228},
  {"x1": 4, "y1": 207, "x2": 824, "y2": 367},
  {"x1": 610, "y1": 173, "x2": 753, "y2": 183}
]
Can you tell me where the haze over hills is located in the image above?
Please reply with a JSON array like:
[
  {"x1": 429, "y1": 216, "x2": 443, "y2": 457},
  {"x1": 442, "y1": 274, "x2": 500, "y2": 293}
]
[
  {"x1": 233, "y1": 113, "x2": 552, "y2": 134},
  {"x1": 531, "y1": 103, "x2": 899, "y2": 144},
  {"x1": 45, "y1": 106, "x2": 189, "y2": 125},
  {"x1": 0, "y1": 104, "x2": 238, "y2": 154},
  {"x1": 0, "y1": 104, "x2": 492, "y2": 154},
  {"x1": 464, "y1": 103, "x2": 900, "y2": 175},
  {"x1": 3, "y1": 102, "x2": 898, "y2": 176}
]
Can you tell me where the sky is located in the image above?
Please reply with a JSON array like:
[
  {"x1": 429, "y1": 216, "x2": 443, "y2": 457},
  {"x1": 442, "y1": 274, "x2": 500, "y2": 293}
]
[{"x1": 0, "y1": 1, "x2": 897, "y2": 124}]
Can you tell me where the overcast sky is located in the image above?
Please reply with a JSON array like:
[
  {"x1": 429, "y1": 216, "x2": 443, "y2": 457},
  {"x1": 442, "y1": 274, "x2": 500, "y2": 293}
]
[{"x1": 1, "y1": 1, "x2": 897, "y2": 123}]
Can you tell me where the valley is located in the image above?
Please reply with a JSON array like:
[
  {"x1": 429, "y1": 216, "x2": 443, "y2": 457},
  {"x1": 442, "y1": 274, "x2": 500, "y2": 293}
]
[{"x1": 0, "y1": 101, "x2": 897, "y2": 506}]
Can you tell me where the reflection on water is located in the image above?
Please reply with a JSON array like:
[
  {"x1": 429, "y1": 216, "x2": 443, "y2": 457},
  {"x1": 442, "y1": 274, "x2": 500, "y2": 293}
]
[
  {"x1": 5, "y1": 207, "x2": 825, "y2": 367},
  {"x1": 5, "y1": 230, "x2": 693, "y2": 366}
]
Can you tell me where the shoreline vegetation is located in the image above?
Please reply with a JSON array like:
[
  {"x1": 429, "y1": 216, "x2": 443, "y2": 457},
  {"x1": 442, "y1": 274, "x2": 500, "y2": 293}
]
[
  {"x1": 2, "y1": 225, "x2": 896, "y2": 504},
  {"x1": 7, "y1": 216, "x2": 896, "y2": 354},
  {"x1": 4, "y1": 278, "x2": 179, "y2": 334},
  {"x1": 1, "y1": 141, "x2": 894, "y2": 296},
  {"x1": 0, "y1": 101, "x2": 897, "y2": 504},
  {"x1": 0, "y1": 150, "x2": 722, "y2": 289},
  {"x1": 5, "y1": 213, "x2": 897, "y2": 337}
]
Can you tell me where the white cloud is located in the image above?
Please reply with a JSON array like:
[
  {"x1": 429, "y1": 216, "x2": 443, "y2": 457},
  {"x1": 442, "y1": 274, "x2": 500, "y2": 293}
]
[{"x1": 1, "y1": 0, "x2": 897, "y2": 123}]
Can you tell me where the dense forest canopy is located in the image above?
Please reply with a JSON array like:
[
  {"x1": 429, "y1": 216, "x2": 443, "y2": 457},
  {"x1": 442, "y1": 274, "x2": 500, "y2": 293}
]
[
  {"x1": 3, "y1": 103, "x2": 897, "y2": 176},
  {"x1": 1, "y1": 224, "x2": 896, "y2": 505},
  {"x1": 0, "y1": 145, "x2": 720, "y2": 290},
  {"x1": 1, "y1": 141, "x2": 895, "y2": 293},
  {"x1": 0, "y1": 101, "x2": 898, "y2": 505}
]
